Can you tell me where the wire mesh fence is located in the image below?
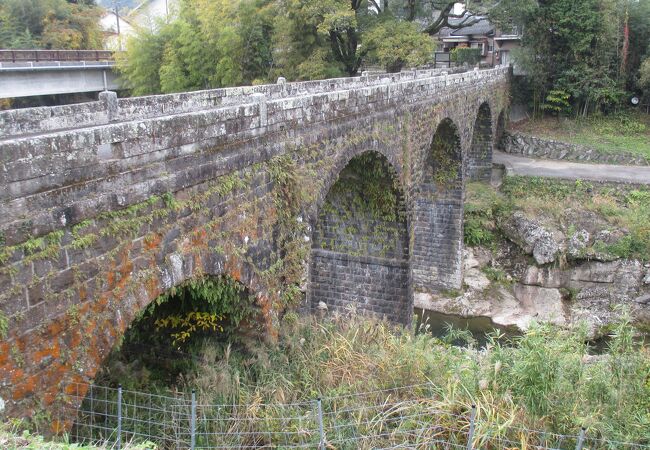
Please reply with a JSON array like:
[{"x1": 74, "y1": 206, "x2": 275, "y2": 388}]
[{"x1": 63, "y1": 382, "x2": 650, "y2": 450}]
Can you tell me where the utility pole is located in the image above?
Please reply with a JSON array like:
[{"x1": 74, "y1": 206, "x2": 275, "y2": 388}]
[{"x1": 114, "y1": 0, "x2": 122, "y2": 51}]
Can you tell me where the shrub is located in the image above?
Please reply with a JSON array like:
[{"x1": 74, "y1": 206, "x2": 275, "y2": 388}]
[{"x1": 450, "y1": 47, "x2": 481, "y2": 66}]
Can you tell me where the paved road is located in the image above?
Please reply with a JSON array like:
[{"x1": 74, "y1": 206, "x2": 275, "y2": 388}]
[{"x1": 493, "y1": 151, "x2": 650, "y2": 185}]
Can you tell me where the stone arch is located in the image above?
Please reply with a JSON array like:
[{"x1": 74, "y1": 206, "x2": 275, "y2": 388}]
[
  {"x1": 308, "y1": 150, "x2": 410, "y2": 323},
  {"x1": 60, "y1": 261, "x2": 263, "y2": 433},
  {"x1": 53, "y1": 244, "x2": 264, "y2": 432},
  {"x1": 309, "y1": 140, "x2": 406, "y2": 225},
  {"x1": 468, "y1": 102, "x2": 493, "y2": 182},
  {"x1": 410, "y1": 118, "x2": 465, "y2": 294},
  {"x1": 427, "y1": 118, "x2": 463, "y2": 190}
]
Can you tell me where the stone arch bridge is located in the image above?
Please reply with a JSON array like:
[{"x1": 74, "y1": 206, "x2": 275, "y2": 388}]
[{"x1": 0, "y1": 67, "x2": 510, "y2": 424}]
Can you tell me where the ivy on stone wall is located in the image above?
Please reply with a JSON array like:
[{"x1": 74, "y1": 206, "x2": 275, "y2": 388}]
[
  {"x1": 429, "y1": 120, "x2": 462, "y2": 187},
  {"x1": 315, "y1": 151, "x2": 408, "y2": 259}
]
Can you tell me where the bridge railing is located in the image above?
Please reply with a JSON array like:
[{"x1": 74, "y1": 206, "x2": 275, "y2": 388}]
[
  {"x1": 0, "y1": 65, "x2": 484, "y2": 138},
  {"x1": 0, "y1": 49, "x2": 115, "y2": 63}
]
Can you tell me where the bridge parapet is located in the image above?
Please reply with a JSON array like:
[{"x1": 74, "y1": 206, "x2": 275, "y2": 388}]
[{"x1": 1, "y1": 66, "x2": 495, "y2": 138}]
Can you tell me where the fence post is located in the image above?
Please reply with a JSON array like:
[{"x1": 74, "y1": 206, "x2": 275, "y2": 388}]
[
  {"x1": 190, "y1": 390, "x2": 196, "y2": 450},
  {"x1": 575, "y1": 427, "x2": 586, "y2": 450},
  {"x1": 466, "y1": 404, "x2": 477, "y2": 450},
  {"x1": 316, "y1": 398, "x2": 325, "y2": 449},
  {"x1": 116, "y1": 384, "x2": 122, "y2": 450}
]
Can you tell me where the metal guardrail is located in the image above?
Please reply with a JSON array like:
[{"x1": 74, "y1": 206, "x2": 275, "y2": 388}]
[
  {"x1": 0, "y1": 49, "x2": 115, "y2": 62},
  {"x1": 0, "y1": 60, "x2": 116, "y2": 71}
]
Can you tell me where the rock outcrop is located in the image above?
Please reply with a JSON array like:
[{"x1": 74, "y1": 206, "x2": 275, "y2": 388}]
[
  {"x1": 500, "y1": 212, "x2": 564, "y2": 265},
  {"x1": 418, "y1": 248, "x2": 649, "y2": 338}
]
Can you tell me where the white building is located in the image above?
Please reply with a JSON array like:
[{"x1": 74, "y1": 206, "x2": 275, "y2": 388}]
[
  {"x1": 100, "y1": 0, "x2": 179, "y2": 50},
  {"x1": 128, "y1": 0, "x2": 179, "y2": 31}
]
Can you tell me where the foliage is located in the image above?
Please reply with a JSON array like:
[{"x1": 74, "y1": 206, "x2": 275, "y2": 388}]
[
  {"x1": 0, "y1": 0, "x2": 103, "y2": 49},
  {"x1": 640, "y1": 57, "x2": 650, "y2": 96},
  {"x1": 155, "y1": 312, "x2": 225, "y2": 346},
  {"x1": 88, "y1": 313, "x2": 650, "y2": 446},
  {"x1": 499, "y1": 176, "x2": 650, "y2": 260},
  {"x1": 123, "y1": 276, "x2": 256, "y2": 353},
  {"x1": 513, "y1": 0, "x2": 649, "y2": 116},
  {"x1": 363, "y1": 19, "x2": 434, "y2": 72},
  {"x1": 465, "y1": 177, "x2": 650, "y2": 261},
  {"x1": 464, "y1": 182, "x2": 504, "y2": 247},
  {"x1": 0, "y1": 310, "x2": 8, "y2": 339},
  {"x1": 118, "y1": 0, "x2": 275, "y2": 94},
  {"x1": 481, "y1": 266, "x2": 508, "y2": 283},
  {"x1": 94, "y1": 275, "x2": 257, "y2": 390},
  {"x1": 450, "y1": 47, "x2": 480, "y2": 66},
  {"x1": 118, "y1": 0, "x2": 484, "y2": 93},
  {"x1": 0, "y1": 422, "x2": 157, "y2": 449},
  {"x1": 145, "y1": 276, "x2": 256, "y2": 341},
  {"x1": 541, "y1": 89, "x2": 572, "y2": 117},
  {"x1": 429, "y1": 120, "x2": 461, "y2": 186}
]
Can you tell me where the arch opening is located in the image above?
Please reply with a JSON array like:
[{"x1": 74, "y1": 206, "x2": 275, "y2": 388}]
[
  {"x1": 428, "y1": 118, "x2": 463, "y2": 190},
  {"x1": 468, "y1": 103, "x2": 493, "y2": 181},
  {"x1": 88, "y1": 275, "x2": 257, "y2": 391},
  {"x1": 309, "y1": 151, "x2": 410, "y2": 323},
  {"x1": 69, "y1": 275, "x2": 260, "y2": 443}
]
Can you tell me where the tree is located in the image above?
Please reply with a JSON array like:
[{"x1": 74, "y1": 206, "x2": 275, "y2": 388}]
[
  {"x1": 627, "y1": 0, "x2": 650, "y2": 92},
  {"x1": 119, "y1": 0, "x2": 276, "y2": 94},
  {"x1": 640, "y1": 57, "x2": 650, "y2": 100},
  {"x1": 513, "y1": 0, "x2": 634, "y2": 116},
  {"x1": 0, "y1": 0, "x2": 103, "y2": 49},
  {"x1": 271, "y1": 0, "x2": 346, "y2": 80},
  {"x1": 364, "y1": 19, "x2": 434, "y2": 72}
]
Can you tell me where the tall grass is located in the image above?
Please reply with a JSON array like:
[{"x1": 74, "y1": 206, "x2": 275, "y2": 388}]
[
  {"x1": 176, "y1": 312, "x2": 649, "y2": 446},
  {"x1": 58, "y1": 311, "x2": 650, "y2": 448}
]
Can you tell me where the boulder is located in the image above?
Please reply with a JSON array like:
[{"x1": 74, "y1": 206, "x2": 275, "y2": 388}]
[
  {"x1": 521, "y1": 265, "x2": 565, "y2": 288},
  {"x1": 465, "y1": 267, "x2": 491, "y2": 291},
  {"x1": 569, "y1": 260, "x2": 643, "y2": 295},
  {"x1": 568, "y1": 229, "x2": 590, "y2": 259},
  {"x1": 501, "y1": 212, "x2": 563, "y2": 265},
  {"x1": 513, "y1": 284, "x2": 566, "y2": 326}
]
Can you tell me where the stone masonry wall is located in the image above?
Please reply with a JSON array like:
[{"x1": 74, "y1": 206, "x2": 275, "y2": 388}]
[
  {"x1": 0, "y1": 67, "x2": 510, "y2": 424},
  {"x1": 468, "y1": 103, "x2": 494, "y2": 181},
  {"x1": 503, "y1": 132, "x2": 649, "y2": 166},
  {"x1": 0, "y1": 67, "x2": 470, "y2": 138},
  {"x1": 310, "y1": 250, "x2": 410, "y2": 323},
  {"x1": 310, "y1": 152, "x2": 409, "y2": 321}
]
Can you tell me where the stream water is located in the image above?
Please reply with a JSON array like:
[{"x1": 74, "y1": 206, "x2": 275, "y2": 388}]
[{"x1": 414, "y1": 308, "x2": 520, "y2": 347}]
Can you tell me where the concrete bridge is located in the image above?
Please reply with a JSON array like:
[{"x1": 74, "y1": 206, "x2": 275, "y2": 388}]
[
  {"x1": 0, "y1": 67, "x2": 509, "y2": 426},
  {"x1": 0, "y1": 50, "x2": 120, "y2": 99}
]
